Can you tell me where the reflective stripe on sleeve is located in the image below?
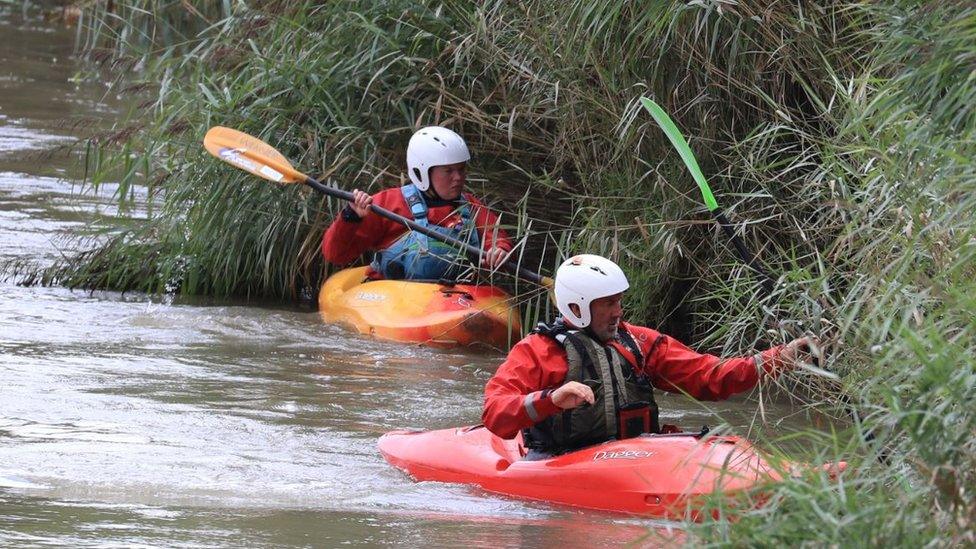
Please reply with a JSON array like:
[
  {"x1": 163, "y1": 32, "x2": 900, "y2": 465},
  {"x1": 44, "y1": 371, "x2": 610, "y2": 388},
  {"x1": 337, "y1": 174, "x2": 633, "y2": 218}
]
[{"x1": 523, "y1": 392, "x2": 541, "y2": 422}]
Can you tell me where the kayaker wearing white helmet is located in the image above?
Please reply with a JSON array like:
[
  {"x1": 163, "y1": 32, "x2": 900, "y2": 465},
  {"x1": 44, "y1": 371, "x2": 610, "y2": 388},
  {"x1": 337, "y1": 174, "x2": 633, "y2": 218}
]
[
  {"x1": 322, "y1": 126, "x2": 512, "y2": 280},
  {"x1": 483, "y1": 254, "x2": 817, "y2": 458}
]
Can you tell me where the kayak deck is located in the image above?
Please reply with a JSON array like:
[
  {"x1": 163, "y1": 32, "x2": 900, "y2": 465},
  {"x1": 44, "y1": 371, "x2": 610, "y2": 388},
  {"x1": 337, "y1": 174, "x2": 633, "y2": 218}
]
[
  {"x1": 318, "y1": 267, "x2": 522, "y2": 349},
  {"x1": 379, "y1": 425, "x2": 792, "y2": 519}
]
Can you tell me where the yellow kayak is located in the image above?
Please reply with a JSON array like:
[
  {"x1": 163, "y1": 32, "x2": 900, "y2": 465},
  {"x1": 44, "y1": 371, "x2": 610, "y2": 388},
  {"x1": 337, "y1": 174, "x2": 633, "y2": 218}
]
[{"x1": 318, "y1": 267, "x2": 522, "y2": 349}]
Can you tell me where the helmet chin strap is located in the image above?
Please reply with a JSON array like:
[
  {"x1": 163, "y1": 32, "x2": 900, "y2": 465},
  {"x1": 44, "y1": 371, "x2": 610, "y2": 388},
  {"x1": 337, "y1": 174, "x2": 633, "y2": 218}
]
[
  {"x1": 422, "y1": 167, "x2": 446, "y2": 201},
  {"x1": 563, "y1": 314, "x2": 599, "y2": 339},
  {"x1": 423, "y1": 185, "x2": 443, "y2": 202},
  {"x1": 558, "y1": 315, "x2": 613, "y2": 342}
]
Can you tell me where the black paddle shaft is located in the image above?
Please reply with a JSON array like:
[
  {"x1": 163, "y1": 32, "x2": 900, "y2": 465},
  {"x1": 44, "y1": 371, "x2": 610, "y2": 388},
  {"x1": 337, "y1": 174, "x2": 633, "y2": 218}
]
[
  {"x1": 712, "y1": 208, "x2": 886, "y2": 461},
  {"x1": 714, "y1": 210, "x2": 775, "y2": 294},
  {"x1": 303, "y1": 176, "x2": 548, "y2": 286}
]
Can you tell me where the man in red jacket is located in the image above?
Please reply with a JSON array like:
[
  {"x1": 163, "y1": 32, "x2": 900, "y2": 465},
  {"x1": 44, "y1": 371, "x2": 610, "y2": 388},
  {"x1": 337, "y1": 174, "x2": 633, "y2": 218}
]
[
  {"x1": 482, "y1": 254, "x2": 816, "y2": 458},
  {"x1": 321, "y1": 126, "x2": 512, "y2": 280}
]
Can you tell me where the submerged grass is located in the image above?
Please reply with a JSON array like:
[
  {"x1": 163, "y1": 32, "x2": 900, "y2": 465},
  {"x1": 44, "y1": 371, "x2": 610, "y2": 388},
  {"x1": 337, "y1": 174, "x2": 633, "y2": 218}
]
[{"x1": 14, "y1": 0, "x2": 976, "y2": 544}]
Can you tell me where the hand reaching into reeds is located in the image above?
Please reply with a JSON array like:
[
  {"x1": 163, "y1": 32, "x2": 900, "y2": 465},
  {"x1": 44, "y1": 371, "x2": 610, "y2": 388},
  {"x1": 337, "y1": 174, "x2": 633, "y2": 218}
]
[
  {"x1": 779, "y1": 336, "x2": 822, "y2": 369},
  {"x1": 759, "y1": 336, "x2": 823, "y2": 377}
]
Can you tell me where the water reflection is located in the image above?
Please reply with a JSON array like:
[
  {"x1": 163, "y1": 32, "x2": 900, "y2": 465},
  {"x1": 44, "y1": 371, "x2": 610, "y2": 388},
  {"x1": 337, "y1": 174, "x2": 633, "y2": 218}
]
[{"x1": 1, "y1": 495, "x2": 686, "y2": 547}]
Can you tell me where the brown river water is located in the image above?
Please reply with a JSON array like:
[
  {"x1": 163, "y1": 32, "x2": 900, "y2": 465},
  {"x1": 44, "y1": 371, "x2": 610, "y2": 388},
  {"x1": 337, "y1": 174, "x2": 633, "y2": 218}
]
[{"x1": 0, "y1": 5, "x2": 817, "y2": 547}]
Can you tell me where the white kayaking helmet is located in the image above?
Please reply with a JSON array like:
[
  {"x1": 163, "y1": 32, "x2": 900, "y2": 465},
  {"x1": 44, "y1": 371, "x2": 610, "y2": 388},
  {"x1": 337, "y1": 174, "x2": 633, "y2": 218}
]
[
  {"x1": 554, "y1": 254, "x2": 629, "y2": 328},
  {"x1": 406, "y1": 126, "x2": 471, "y2": 191}
]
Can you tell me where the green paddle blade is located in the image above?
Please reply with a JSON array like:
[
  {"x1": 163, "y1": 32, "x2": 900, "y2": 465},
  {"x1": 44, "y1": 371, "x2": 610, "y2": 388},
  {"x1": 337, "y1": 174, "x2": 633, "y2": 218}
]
[{"x1": 640, "y1": 97, "x2": 719, "y2": 212}]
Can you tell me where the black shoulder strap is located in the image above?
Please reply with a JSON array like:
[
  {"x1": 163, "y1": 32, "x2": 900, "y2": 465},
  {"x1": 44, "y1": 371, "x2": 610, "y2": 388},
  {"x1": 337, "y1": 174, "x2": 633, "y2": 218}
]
[
  {"x1": 560, "y1": 332, "x2": 599, "y2": 380},
  {"x1": 533, "y1": 319, "x2": 598, "y2": 380},
  {"x1": 617, "y1": 327, "x2": 645, "y2": 367},
  {"x1": 532, "y1": 319, "x2": 568, "y2": 339},
  {"x1": 646, "y1": 333, "x2": 666, "y2": 361}
]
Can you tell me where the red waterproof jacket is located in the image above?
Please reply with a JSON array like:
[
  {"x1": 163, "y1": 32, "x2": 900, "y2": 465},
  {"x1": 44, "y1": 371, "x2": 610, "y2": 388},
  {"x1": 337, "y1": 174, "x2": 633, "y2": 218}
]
[
  {"x1": 482, "y1": 322, "x2": 787, "y2": 439},
  {"x1": 321, "y1": 187, "x2": 512, "y2": 272}
]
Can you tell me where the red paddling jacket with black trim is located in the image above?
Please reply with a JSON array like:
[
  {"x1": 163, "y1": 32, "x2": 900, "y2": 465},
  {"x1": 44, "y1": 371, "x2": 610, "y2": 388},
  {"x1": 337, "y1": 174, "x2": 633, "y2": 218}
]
[
  {"x1": 321, "y1": 187, "x2": 512, "y2": 275},
  {"x1": 482, "y1": 320, "x2": 788, "y2": 448}
]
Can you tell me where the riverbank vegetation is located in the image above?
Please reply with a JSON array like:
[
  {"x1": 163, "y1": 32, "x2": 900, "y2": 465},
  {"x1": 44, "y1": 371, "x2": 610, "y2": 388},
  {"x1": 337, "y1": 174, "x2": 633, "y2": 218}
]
[{"x1": 19, "y1": 0, "x2": 976, "y2": 544}]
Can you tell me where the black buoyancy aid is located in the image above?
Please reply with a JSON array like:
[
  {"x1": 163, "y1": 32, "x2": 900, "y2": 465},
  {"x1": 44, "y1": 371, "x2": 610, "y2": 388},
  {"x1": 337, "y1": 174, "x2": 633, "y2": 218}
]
[{"x1": 523, "y1": 320, "x2": 661, "y2": 454}]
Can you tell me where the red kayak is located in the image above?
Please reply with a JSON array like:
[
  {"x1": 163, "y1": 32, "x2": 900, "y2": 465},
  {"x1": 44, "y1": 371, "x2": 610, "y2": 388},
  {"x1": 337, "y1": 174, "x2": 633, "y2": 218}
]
[{"x1": 379, "y1": 425, "x2": 830, "y2": 519}]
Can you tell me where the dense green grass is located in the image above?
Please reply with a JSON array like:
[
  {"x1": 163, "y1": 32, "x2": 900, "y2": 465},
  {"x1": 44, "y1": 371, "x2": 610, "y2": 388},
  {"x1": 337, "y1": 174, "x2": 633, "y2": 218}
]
[{"x1": 18, "y1": 0, "x2": 976, "y2": 544}]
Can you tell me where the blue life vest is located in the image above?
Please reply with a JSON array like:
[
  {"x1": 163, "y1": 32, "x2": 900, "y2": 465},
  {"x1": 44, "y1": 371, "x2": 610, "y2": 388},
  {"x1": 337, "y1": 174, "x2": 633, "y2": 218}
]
[{"x1": 370, "y1": 184, "x2": 481, "y2": 280}]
